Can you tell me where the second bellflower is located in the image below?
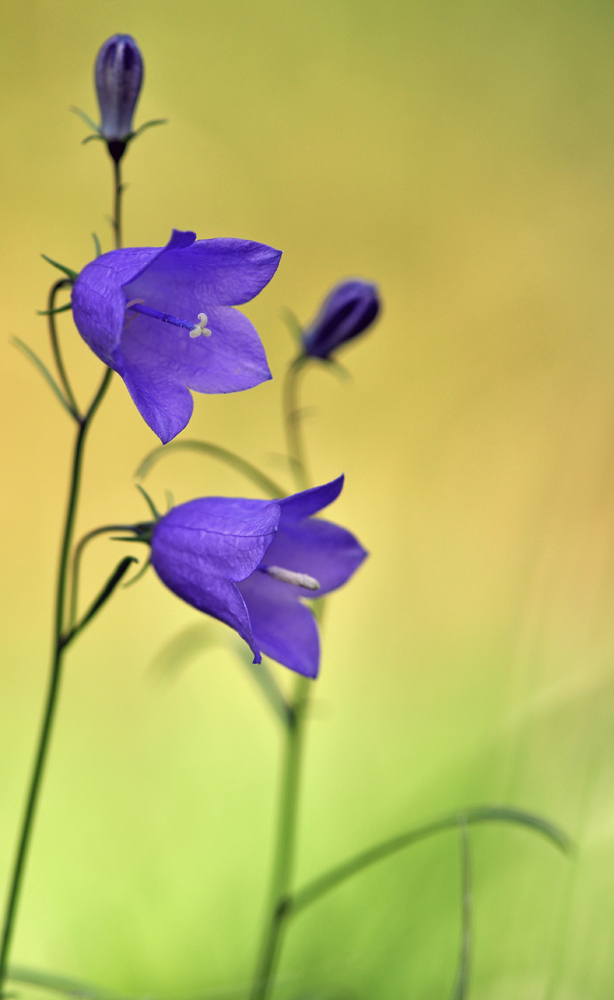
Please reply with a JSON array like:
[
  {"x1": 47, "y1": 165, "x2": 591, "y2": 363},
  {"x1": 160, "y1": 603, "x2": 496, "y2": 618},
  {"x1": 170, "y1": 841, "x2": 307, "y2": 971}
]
[
  {"x1": 149, "y1": 476, "x2": 367, "y2": 678},
  {"x1": 72, "y1": 230, "x2": 281, "y2": 442}
]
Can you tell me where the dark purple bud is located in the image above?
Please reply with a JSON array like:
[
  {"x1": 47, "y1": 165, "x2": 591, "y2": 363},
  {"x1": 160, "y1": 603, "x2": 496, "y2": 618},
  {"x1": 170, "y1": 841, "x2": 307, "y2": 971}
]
[
  {"x1": 95, "y1": 35, "x2": 143, "y2": 153},
  {"x1": 302, "y1": 279, "x2": 381, "y2": 359}
]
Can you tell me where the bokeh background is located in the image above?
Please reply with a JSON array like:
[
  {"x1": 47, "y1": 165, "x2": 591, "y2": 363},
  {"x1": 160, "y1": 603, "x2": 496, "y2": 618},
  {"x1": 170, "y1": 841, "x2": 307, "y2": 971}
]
[{"x1": 2, "y1": 0, "x2": 614, "y2": 997}]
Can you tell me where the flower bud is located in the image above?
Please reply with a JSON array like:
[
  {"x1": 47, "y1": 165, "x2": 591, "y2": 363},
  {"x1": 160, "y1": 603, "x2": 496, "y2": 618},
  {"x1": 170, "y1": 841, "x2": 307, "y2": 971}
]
[
  {"x1": 302, "y1": 279, "x2": 380, "y2": 359},
  {"x1": 95, "y1": 34, "x2": 143, "y2": 158}
]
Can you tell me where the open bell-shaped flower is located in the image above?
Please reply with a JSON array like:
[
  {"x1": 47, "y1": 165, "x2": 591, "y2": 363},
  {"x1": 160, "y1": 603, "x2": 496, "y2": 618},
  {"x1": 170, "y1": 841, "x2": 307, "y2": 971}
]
[
  {"x1": 149, "y1": 476, "x2": 367, "y2": 678},
  {"x1": 302, "y1": 279, "x2": 380, "y2": 359},
  {"x1": 71, "y1": 229, "x2": 281, "y2": 443}
]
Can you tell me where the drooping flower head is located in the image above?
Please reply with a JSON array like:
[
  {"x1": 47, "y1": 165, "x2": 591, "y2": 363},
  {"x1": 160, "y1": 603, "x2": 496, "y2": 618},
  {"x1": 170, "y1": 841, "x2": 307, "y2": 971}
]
[
  {"x1": 302, "y1": 279, "x2": 380, "y2": 359},
  {"x1": 149, "y1": 476, "x2": 367, "y2": 678},
  {"x1": 95, "y1": 35, "x2": 144, "y2": 158},
  {"x1": 72, "y1": 230, "x2": 281, "y2": 442}
]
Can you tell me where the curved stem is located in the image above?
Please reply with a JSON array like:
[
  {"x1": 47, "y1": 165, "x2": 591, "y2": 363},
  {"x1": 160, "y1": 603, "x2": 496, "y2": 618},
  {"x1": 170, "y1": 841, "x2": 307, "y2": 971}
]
[
  {"x1": 0, "y1": 368, "x2": 112, "y2": 994},
  {"x1": 48, "y1": 279, "x2": 80, "y2": 420},
  {"x1": 136, "y1": 440, "x2": 287, "y2": 500},
  {"x1": 283, "y1": 355, "x2": 310, "y2": 491},
  {"x1": 250, "y1": 675, "x2": 310, "y2": 1000},
  {"x1": 68, "y1": 522, "x2": 141, "y2": 631}
]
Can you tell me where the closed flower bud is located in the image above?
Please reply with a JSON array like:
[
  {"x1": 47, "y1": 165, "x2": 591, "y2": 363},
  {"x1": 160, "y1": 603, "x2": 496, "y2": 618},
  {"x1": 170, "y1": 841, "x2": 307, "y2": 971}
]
[
  {"x1": 95, "y1": 34, "x2": 144, "y2": 158},
  {"x1": 302, "y1": 279, "x2": 380, "y2": 359}
]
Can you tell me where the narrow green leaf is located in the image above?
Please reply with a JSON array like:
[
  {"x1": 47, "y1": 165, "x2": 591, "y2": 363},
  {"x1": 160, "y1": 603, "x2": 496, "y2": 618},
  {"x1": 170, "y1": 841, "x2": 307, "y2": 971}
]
[
  {"x1": 62, "y1": 557, "x2": 137, "y2": 649},
  {"x1": 41, "y1": 254, "x2": 79, "y2": 282},
  {"x1": 82, "y1": 133, "x2": 104, "y2": 145},
  {"x1": 70, "y1": 106, "x2": 102, "y2": 134},
  {"x1": 92, "y1": 233, "x2": 102, "y2": 257},
  {"x1": 123, "y1": 556, "x2": 151, "y2": 588},
  {"x1": 281, "y1": 307, "x2": 304, "y2": 344},
  {"x1": 130, "y1": 118, "x2": 168, "y2": 140},
  {"x1": 136, "y1": 439, "x2": 287, "y2": 499},
  {"x1": 289, "y1": 805, "x2": 571, "y2": 917},
  {"x1": 36, "y1": 302, "x2": 72, "y2": 316},
  {"x1": 136, "y1": 483, "x2": 162, "y2": 520},
  {"x1": 11, "y1": 338, "x2": 77, "y2": 419}
]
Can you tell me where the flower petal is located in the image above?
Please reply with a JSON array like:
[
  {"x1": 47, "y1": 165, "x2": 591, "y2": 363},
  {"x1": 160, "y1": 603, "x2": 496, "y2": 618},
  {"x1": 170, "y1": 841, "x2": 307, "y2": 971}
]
[
  {"x1": 71, "y1": 231, "x2": 197, "y2": 364},
  {"x1": 118, "y1": 305, "x2": 272, "y2": 441},
  {"x1": 278, "y1": 475, "x2": 345, "y2": 520},
  {"x1": 237, "y1": 572, "x2": 320, "y2": 677},
  {"x1": 151, "y1": 497, "x2": 281, "y2": 660},
  {"x1": 124, "y1": 237, "x2": 282, "y2": 309},
  {"x1": 261, "y1": 516, "x2": 367, "y2": 596}
]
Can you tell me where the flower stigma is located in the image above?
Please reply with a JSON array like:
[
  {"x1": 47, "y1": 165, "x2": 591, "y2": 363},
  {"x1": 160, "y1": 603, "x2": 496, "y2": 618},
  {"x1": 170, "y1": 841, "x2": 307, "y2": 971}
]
[
  {"x1": 124, "y1": 300, "x2": 212, "y2": 337},
  {"x1": 259, "y1": 565, "x2": 320, "y2": 591}
]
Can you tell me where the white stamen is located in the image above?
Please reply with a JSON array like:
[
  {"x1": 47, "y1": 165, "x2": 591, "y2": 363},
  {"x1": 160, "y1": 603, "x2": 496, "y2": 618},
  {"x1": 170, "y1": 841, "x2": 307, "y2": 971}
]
[
  {"x1": 190, "y1": 312, "x2": 213, "y2": 338},
  {"x1": 261, "y1": 565, "x2": 320, "y2": 590},
  {"x1": 125, "y1": 298, "x2": 145, "y2": 310}
]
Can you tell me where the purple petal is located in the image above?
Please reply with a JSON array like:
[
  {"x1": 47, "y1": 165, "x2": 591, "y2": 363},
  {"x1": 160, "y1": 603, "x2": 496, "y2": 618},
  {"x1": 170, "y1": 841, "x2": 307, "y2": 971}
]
[
  {"x1": 260, "y1": 516, "x2": 368, "y2": 596},
  {"x1": 124, "y1": 237, "x2": 282, "y2": 309},
  {"x1": 118, "y1": 305, "x2": 272, "y2": 440},
  {"x1": 151, "y1": 497, "x2": 282, "y2": 660},
  {"x1": 71, "y1": 231, "x2": 197, "y2": 365},
  {"x1": 278, "y1": 475, "x2": 345, "y2": 521},
  {"x1": 237, "y1": 571, "x2": 320, "y2": 677}
]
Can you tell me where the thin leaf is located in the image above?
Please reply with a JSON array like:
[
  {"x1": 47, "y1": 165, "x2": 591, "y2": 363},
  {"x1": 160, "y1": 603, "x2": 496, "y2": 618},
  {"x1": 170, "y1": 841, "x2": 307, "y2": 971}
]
[
  {"x1": 36, "y1": 302, "x2": 72, "y2": 316},
  {"x1": 130, "y1": 118, "x2": 168, "y2": 139},
  {"x1": 281, "y1": 307, "x2": 304, "y2": 344},
  {"x1": 61, "y1": 557, "x2": 137, "y2": 649},
  {"x1": 136, "y1": 483, "x2": 162, "y2": 520},
  {"x1": 136, "y1": 440, "x2": 287, "y2": 499},
  {"x1": 123, "y1": 556, "x2": 151, "y2": 588},
  {"x1": 231, "y1": 640, "x2": 293, "y2": 728},
  {"x1": 70, "y1": 106, "x2": 102, "y2": 134},
  {"x1": 82, "y1": 134, "x2": 104, "y2": 145},
  {"x1": 8, "y1": 964, "x2": 126, "y2": 1000},
  {"x1": 11, "y1": 338, "x2": 76, "y2": 418},
  {"x1": 289, "y1": 805, "x2": 571, "y2": 917},
  {"x1": 41, "y1": 254, "x2": 79, "y2": 282},
  {"x1": 450, "y1": 816, "x2": 472, "y2": 1000},
  {"x1": 92, "y1": 233, "x2": 102, "y2": 258}
]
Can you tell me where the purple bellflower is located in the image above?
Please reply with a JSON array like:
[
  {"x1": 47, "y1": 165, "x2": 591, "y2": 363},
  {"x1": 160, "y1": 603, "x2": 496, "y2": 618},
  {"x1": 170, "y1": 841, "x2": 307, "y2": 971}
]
[
  {"x1": 95, "y1": 35, "x2": 144, "y2": 159},
  {"x1": 72, "y1": 230, "x2": 281, "y2": 443},
  {"x1": 302, "y1": 279, "x2": 380, "y2": 359},
  {"x1": 149, "y1": 475, "x2": 367, "y2": 678}
]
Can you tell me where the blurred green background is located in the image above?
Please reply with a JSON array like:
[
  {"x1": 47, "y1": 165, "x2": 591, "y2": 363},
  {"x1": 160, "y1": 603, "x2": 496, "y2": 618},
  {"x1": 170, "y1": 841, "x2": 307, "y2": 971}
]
[{"x1": 2, "y1": 0, "x2": 614, "y2": 996}]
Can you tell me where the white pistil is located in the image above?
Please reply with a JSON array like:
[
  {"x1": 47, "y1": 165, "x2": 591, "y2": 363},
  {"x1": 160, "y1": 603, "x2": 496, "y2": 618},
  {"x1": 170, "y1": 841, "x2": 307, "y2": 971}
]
[
  {"x1": 261, "y1": 565, "x2": 320, "y2": 590},
  {"x1": 190, "y1": 312, "x2": 213, "y2": 338}
]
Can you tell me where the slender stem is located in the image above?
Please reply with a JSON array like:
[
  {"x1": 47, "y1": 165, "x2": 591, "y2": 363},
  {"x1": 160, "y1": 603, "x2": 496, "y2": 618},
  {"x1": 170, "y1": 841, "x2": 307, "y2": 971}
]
[
  {"x1": 113, "y1": 159, "x2": 122, "y2": 250},
  {"x1": 283, "y1": 356, "x2": 310, "y2": 491},
  {"x1": 451, "y1": 816, "x2": 472, "y2": 1000},
  {"x1": 48, "y1": 279, "x2": 80, "y2": 420},
  {"x1": 0, "y1": 368, "x2": 112, "y2": 994},
  {"x1": 250, "y1": 675, "x2": 310, "y2": 1000}
]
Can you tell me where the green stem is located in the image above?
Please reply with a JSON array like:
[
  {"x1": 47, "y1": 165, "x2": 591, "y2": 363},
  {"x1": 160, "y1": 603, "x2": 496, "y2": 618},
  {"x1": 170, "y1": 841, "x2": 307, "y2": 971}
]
[
  {"x1": 283, "y1": 355, "x2": 310, "y2": 491},
  {"x1": 113, "y1": 159, "x2": 122, "y2": 250},
  {"x1": 250, "y1": 675, "x2": 311, "y2": 1000},
  {"x1": 47, "y1": 279, "x2": 80, "y2": 420},
  {"x1": 0, "y1": 369, "x2": 112, "y2": 995}
]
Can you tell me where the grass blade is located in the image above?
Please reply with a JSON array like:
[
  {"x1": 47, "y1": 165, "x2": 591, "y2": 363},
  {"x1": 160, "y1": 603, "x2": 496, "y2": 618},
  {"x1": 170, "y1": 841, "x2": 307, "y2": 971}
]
[{"x1": 11, "y1": 338, "x2": 77, "y2": 419}]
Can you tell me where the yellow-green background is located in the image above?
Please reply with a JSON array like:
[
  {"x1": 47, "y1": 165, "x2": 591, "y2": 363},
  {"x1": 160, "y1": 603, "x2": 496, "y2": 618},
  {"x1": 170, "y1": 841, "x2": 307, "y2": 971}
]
[{"x1": 1, "y1": 1, "x2": 614, "y2": 996}]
